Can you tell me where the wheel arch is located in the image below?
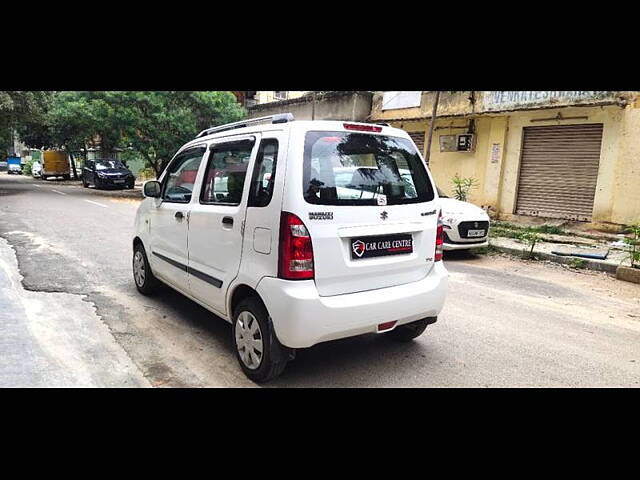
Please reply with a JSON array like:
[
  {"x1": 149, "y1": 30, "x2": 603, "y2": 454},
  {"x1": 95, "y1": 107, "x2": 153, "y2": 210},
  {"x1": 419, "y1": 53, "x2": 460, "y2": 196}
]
[
  {"x1": 228, "y1": 283, "x2": 264, "y2": 318},
  {"x1": 133, "y1": 236, "x2": 144, "y2": 252}
]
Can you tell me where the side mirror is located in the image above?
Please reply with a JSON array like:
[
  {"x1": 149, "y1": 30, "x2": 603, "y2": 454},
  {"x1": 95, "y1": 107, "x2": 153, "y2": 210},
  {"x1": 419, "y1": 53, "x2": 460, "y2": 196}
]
[{"x1": 143, "y1": 180, "x2": 161, "y2": 198}]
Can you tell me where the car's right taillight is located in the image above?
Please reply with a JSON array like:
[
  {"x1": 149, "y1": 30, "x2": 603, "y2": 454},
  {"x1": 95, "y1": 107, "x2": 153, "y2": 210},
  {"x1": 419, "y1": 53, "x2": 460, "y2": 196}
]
[
  {"x1": 434, "y1": 210, "x2": 444, "y2": 262},
  {"x1": 279, "y1": 212, "x2": 314, "y2": 280}
]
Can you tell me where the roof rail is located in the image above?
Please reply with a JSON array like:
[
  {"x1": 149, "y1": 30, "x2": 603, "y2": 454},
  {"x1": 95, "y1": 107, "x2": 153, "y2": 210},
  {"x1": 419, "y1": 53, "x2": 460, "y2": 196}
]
[{"x1": 195, "y1": 113, "x2": 294, "y2": 139}]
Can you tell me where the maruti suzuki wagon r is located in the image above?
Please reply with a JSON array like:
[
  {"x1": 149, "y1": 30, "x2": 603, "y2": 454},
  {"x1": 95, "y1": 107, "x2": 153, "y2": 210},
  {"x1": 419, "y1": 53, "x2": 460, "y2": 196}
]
[{"x1": 132, "y1": 114, "x2": 448, "y2": 382}]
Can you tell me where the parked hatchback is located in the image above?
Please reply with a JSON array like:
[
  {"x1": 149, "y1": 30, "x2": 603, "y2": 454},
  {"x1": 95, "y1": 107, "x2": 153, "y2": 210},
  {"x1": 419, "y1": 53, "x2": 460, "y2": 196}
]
[
  {"x1": 83, "y1": 159, "x2": 135, "y2": 189},
  {"x1": 132, "y1": 115, "x2": 448, "y2": 382},
  {"x1": 31, "y1": 160, "x2": 42, "y2": 178},
  {"x1": 438, "y1": 188, "x2": 490, "y2": 251}
]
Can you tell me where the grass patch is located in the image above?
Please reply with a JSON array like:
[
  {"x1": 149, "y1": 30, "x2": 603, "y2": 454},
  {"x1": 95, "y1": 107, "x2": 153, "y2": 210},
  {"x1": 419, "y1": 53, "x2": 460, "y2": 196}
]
[
  {"x1": 470, "y1": 245, "x2": 498, "y2": 256},
  {"x1": 490, "y1": 222, "x2": 567, "y2": 239},
  {"x1": 567, "y1": 258, "x2": 587, "y2": 269}
]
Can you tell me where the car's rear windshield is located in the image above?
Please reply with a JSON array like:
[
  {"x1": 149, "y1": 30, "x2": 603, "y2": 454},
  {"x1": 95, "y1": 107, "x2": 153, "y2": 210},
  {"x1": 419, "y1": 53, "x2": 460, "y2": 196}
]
[{"x1": 303, "y1": 131, "x2": 434, "y2": 206}]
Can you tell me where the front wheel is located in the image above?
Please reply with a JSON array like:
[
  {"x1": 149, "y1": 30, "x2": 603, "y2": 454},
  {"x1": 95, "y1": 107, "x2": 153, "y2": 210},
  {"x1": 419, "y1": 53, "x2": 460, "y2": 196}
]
[
  {"x1": 389, "y1": 317, "x2": 436, "y2": 342},
  {"x1": 233, "y1": 297, "x2": 289, "y2": 383},
  {"x1": 133, "y1": 243, "x2": 160, "y2": 295}
]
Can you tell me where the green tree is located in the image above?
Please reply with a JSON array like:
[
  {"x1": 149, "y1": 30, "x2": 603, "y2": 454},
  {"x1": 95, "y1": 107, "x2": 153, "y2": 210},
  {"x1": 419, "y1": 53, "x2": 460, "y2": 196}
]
[
  {"x1": 0, "y1": 91, "x2": 52, "y2": 155},
  {"x1": 13, "y1": 91, "x2": 245, "y2": 178},
  {"x1": 16, "y1": 91, "x2": 98, "y2": 179},
  {"x1": 114, "y1": 91, "x2": 245, "y2": 176}
]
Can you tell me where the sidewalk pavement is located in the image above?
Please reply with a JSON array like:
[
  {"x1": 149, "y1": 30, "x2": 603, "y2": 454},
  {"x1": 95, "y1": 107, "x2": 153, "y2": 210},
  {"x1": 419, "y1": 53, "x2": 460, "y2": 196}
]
[
  {"x1": 486, "y1": 218, "x2": 636, "y2": 275},
  {"x1": 489, "y1": 236, "x2": 628, "y2": 274}
]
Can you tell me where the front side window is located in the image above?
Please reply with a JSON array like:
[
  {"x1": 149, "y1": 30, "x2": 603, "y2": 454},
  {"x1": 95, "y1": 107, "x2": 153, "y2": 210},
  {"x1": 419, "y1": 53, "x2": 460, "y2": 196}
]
[
  {"x1": 200, "y1": 140, "x2": 254, "y2": 205},
  {"x1": 303, "y1": 131, "x2": 434, "y2": 206},
  {"x1": 162, "y1": 147, "x2": 205, "y2": 203}
]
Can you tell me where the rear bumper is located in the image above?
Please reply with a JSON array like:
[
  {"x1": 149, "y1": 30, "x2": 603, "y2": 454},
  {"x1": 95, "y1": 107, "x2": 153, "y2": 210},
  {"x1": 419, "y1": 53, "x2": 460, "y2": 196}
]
[
  {"x1": 443, "y1": 240, "x2": 488, "y2": 251},
  {"x1": 257, "y1": 262, "x2": 448, "y2": 348}
]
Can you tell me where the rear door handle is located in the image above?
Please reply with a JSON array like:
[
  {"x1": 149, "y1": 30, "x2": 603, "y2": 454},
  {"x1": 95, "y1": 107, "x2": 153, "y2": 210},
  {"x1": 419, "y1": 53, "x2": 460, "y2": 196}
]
[
  {"x1": 222, "y1": 216, "x2": 234, "y2": 227},
  {"x1": 175, "y1": 211, "x2": 184, "y2": 220}
]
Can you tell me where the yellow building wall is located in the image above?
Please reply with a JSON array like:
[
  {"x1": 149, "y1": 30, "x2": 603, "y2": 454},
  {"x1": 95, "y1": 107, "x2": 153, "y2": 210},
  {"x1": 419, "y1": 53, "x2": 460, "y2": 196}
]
[
  {"x1": 498, "y1": 106, "x2": 624, "y2": 224},
  {"x1": 611, "y1": 104, "x2": 640, "y2": 225},
  {"x1": 393, "y1": 104, "x2": 639, "y2": 226},
  {"x1": 391, "y1": 117, "x2": 502, "y2": 208}
]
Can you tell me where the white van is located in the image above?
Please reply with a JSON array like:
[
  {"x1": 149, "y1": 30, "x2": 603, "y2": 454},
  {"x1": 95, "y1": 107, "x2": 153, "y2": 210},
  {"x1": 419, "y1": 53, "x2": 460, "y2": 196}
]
[{"x1": 133, "y1": 114, "x2": 448, "y2": 382}]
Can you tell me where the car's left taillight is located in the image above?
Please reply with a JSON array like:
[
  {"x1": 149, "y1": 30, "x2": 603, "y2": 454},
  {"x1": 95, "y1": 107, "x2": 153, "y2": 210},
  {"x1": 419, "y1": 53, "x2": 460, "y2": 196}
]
[
  {"x1": 434, "y1": 210, "x2": 444, "y2": 262},
  {"x1": 278, "y1": 212, "x2": 314, "y2": 280}
]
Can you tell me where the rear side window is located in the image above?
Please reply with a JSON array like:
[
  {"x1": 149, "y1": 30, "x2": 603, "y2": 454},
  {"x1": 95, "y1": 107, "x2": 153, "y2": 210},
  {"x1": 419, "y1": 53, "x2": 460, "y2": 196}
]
[
  {"x1": 303, "y1": 131, "x2": 434, "y2": 206},
  {"x1": 200, "y1": 140, "x2": 254, "y2": 206},
  {"x1": 248, "y1": 139, "x2": 278, "y2": 208}
]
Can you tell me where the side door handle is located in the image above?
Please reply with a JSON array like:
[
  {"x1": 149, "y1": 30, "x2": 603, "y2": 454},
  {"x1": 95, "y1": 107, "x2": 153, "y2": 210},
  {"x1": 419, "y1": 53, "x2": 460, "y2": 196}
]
[
  {"x1": 222, "y1": 216, "x2": 234, "y2": 227},
  {"x1": 175, "y1": 211, "x2": 184, "y2": 220}
]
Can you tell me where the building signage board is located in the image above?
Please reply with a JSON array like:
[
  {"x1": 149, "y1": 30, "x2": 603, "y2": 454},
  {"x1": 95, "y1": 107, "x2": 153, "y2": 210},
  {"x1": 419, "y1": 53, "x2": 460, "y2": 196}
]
[
  {"x1": 382, "y1": 91, "x2": 422, "y2": 110},
  {"x1": 482, "y1": 91, "x2": 617, "y2": 111}
]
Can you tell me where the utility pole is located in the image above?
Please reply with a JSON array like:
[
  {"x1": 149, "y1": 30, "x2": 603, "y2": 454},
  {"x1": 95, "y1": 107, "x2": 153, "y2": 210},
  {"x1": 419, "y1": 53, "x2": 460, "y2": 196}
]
[
  {"x1": 311, "y1": 91, "x2": 317, "y2": 120},
  {"x1": 424, "y1": 91, "x2": 440, "y2": 167}
]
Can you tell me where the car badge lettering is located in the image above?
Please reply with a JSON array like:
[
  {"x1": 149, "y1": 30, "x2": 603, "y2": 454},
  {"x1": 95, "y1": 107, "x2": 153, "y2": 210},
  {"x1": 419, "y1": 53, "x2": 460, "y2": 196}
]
[
  {"x1": 380, "y1": 211, "x2": 388, "y2": 221},
  {"x1": 421, "y1": 210, "x2": 437, "y2": 217},
  {"x1": 309, "y1": 212, "x2": 333, "y2": 221}
]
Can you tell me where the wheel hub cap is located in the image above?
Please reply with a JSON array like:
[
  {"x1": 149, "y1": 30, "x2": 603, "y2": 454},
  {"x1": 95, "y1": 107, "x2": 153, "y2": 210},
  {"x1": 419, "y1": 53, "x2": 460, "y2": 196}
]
[
  {"x1": 235, "y1": 311, "x2": 263, "y2": 370},
  {"x1": 133, "y1": 251, "x2": 146, "y2": 287}
]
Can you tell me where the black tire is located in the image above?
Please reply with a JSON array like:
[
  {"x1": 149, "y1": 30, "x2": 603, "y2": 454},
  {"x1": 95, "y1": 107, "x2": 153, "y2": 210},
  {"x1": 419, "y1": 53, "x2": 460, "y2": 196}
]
[
  {"x1": 63, "y1": 174, "x2": 70, "y2": 180},
  {"x1": 232, "y1": 297, "x2": 289, "y2": 383},
  {"x1": 133, "y1": 243, "x2": 160, "y2": 295},
  {"x1": 82, "y1": 176, "x2": 88, "y2": 188},
  {"x1": 389, "y1": 317, "x2": 436, "y2": 342}
]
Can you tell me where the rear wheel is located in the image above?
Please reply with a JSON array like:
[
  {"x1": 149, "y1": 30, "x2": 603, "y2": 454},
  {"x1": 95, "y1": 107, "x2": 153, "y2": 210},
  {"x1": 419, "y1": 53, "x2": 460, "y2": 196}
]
[
  {"x1": 389, "y1": 317, "x2": 436, "y2": 342},
  {"x1": 133, "y1": 243, "x2": 160, "y2": 295},
  {"x1": 82, "y1": 176, "x2": 88, "y2": 188},
  {"x1": 233, "y1": 297, "x2": 289, "y2": 383}
]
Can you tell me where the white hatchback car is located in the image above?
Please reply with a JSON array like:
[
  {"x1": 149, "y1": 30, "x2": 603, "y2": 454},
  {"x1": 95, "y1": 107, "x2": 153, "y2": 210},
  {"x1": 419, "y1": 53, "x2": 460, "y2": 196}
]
[
  {"x1": 31, "y1": 161, "x2": 42, "y2": 178},
  {"x1": 133, "y1": 114, "x2": 448, "y2": 382},
  {"x1": 438, "y1": 188, "x2": 490, "y2": 251}
]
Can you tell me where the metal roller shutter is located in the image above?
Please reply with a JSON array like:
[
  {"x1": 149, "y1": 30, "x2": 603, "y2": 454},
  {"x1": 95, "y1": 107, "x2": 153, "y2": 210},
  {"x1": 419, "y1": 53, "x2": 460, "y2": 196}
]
[
  {"x1": 408, "y1": 131, "x2": 426, "y2": 157},
  {"x1": 516, "y1": 124, "x2": 603, "y2": 221}
]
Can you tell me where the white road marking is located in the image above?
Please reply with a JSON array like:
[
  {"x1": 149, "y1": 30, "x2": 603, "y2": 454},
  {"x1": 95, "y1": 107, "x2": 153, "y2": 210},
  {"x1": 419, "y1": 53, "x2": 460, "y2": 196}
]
[
  {"x1": 51, "y1": 189, "x2": 67, "y2": 196},
  {"x1": 84, "y1": 200, "x2": 108, "y2": 208},
  {"x1": 32, "y1": 184, "x2": 42, "y2": 188}
]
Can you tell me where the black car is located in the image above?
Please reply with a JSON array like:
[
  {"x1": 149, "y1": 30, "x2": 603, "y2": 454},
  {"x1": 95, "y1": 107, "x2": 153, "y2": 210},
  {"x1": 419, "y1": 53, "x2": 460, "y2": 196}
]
[{"x1": 82, "y1": 159, "x2": 135, "y2": 189}]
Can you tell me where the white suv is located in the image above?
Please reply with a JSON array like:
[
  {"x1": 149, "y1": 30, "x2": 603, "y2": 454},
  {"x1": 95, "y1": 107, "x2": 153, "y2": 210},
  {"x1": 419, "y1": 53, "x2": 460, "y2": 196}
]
[{"x1": 133, "y1": 114, "x2": 448, "y2": 382}]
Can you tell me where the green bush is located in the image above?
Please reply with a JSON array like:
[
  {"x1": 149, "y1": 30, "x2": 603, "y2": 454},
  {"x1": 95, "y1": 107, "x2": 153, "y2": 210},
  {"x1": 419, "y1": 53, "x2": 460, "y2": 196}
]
[
  {"x1": 518, "y1": 229, "x2": 541, "y2": 259},
  {"x1": 451, "y1": 174, "x2": 478, "y2": 202},
  {"x1": 623, "y1": 224, "x2": 640, "y2": 269},
  {"x1": 23, "y1": 159, "x2": 34, "y2": 176}
]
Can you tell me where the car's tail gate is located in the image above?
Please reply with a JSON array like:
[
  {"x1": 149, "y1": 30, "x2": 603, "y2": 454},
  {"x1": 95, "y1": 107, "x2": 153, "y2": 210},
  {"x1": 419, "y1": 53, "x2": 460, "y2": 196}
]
[{"x1": 283, "y1": 123, "x2": 440, "y2": 297}]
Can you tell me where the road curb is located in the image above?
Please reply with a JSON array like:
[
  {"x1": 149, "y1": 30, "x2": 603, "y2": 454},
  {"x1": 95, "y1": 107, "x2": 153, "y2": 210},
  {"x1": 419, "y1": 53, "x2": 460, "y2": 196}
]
[{"x1": 490, "y1": 244, "x2": 618, "y2": 274}]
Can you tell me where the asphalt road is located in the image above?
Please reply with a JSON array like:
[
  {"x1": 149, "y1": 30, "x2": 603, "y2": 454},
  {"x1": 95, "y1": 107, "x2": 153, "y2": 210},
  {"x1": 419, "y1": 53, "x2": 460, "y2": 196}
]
[{"x1": 1, "y1": 173, "x2": 639, "y2": 387}]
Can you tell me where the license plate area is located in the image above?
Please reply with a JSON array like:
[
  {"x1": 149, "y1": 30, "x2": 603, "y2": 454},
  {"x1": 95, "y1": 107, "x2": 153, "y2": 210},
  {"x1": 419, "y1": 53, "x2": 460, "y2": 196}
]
[
  {"x1": 350, "y1": 233, "x2": 413, "y2": 260},
  {"x1": 114, "y1": 179, "x2": 125, "y2": 184},
  {"x1": 467, "y1": 229, "x2": 486, "y2": 238}
]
